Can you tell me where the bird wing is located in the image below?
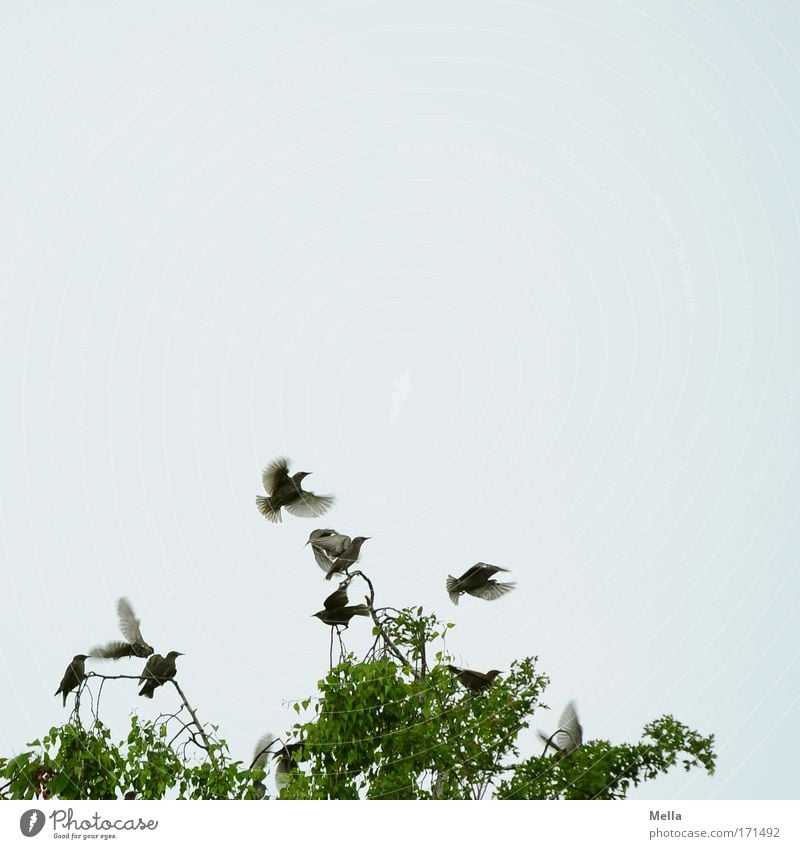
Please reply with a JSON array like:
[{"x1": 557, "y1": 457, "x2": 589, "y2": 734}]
[
  {"x1": 310, "y1": 532, "x2": 351, "y2": 555},
  {"x1": 555, "y1": 702, "x2": 582, "y2": 752},
  {"x1": 323, "y1": 586, "x2": 349, "y2": 610},
  {"x1": 311, "y1": 546, "x2": 335, "y2": 572},
  {"x1": 56, "y1": 661, "x2": 81, "y2": 694},
  {"x1": 138, "y1": 654, "x2": 161, "y2": 684},
  {"x1": 284, "y1": 492, "x2": 335, "y2": 518},
  {"x1": 252, "y1": 733, "x2": 275, "y2": 771},
  {"x1": 308, "y1": 528, "x2": 337, "y2": 540},
  {"x1": 472, "y1": 562, "x2": 509, "y2": 576},
  {"x1": 262, "y1": 458, "x2": 291, "y2": 495},
  {"x1": 89, "y1": 640, "x2": 134, "y2": 660},
  {"x1": 469, "y1": 581, "x2": 516, "y2": 601},
  {"x1": 117, "y1": 598, "x2": 145, "y2": 644}
]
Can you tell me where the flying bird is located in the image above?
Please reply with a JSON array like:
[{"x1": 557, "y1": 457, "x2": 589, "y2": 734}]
[
  {"x1": 251, "y1": 733, "x2": 275, "y2": 799},
  {"x1": 90, "y1": 597, "x2": 154, "y2": 660},
  {"x1": 274, "y1": 740, "x2": 305, "y2": 792},
  {"x1": 446, "y1": 563, "x2": 515, "y2": 605},
  {"x1": 312, "y1": 586, "x2": 370, "y2": 627},
  {"x1": 255, "y1": 458, "x2": 334, "y2": 523},
  {"x1": 446, "y1": 665, "x2": 502, "y2": 694},
  {"x1": 539, "y1": 701, "x2": 583, "y2": 755},
  {"x1": 324, "y1": 536, "x2": 370, "y2": 581},
  {"x1": 306, "y1": 529, "x2": 351, "y2": 572},
  {"x1": 138, "y1": 651, "x2": 183, "y2": 698},
  {"x1": 54, "y1": 654, "x2": 89, "y2": 707}
]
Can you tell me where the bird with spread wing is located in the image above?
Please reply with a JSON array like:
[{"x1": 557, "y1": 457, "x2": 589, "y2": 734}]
[{"x1": 256, "y1": 458, "x2": 334, "y2": 523}]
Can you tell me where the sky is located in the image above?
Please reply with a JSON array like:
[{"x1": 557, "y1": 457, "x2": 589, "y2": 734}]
[{"x1": 1, "y1": 0, "x2": 799, "y2": 801}]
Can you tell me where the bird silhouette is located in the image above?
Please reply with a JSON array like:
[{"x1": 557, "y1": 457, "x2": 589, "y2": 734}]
[
  {"x1": 324, "y1": 536, "x2": 370, "y2": 581},
  {"x1": 255, "y1": 458, "x2": 334, "y2": 523},
  {"x1": 446, "y1": 665, "x2": 502, "y2": 693},
  {"x1": 539, "y1": 701, "x2": 583, "y2": 755},
  {"x1": 321, "y1": 583, "x2": 350, "y2": 611},
  {"x1": 306, "y1": 529, "x2": 351, "y2": 572},
  {"x1": 312, "y1": 586, "x2": 370, "y2": 627},
  {"x1": 54, "y1": 654, "x2": 89, "y2": 707},
  {"x1": 138, "y1": 651, "x2": 183, "y2": 698},
  {"x1": 90, "y1": 597, "x2": 154, "y2": 660},
  {"x1": 446, "y1": 563, "x2": 515, "y2": 605}
]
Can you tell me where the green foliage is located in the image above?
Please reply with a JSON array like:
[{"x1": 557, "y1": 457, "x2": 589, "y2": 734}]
[
  {"x1": 497, "y1": 717, "x2": 716, "y2": 799},
  {"x1": 276, "y1": 607, "x2": 715, "y2": 800},
  {"x1": 1, "y1": 600, "x2": 716, "y2": 800},
  {"x1": 0, "y1": 716, "x2": 261, "y2": 801}
]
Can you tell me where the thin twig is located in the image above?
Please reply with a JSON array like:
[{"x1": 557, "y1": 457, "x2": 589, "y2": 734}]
[
  {"x1": 349, "y1": 570, "x2": 417, "y2": 677},
  {"x1": 169, "y1": 680, "x2": 216, "y2": 764}
]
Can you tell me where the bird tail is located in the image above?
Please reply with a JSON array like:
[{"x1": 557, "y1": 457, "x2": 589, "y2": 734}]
[
  {"x1": 255, "y1": 495, "x2": 281, "y2": 523},
  {"x1": 324, "y1": 563, "x2": 345, "y2": 581},
  {"x1": 446, "y1": 576, "x2": 460, "y2": 605},
  {"x1": 538, "y1": 730, "x2": 564, "y2": 755},
  {"x1": 348, "y1": 605, "x2": 370, "y2": 617},
  {"x1": 138, "y1": 684, "x2": 154, "y2": 699}
]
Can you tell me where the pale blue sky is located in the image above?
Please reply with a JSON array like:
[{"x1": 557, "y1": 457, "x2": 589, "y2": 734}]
[{"x1": 1, "y1": 1, "x2": 798, "y2": 800}]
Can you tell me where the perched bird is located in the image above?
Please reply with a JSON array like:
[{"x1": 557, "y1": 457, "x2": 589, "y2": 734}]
[
  {"x1": 138, "y1": 651, "x2": 183, "y2": 698},
  {"x1": 306, "y1": 529, "x2": 351, "y2": 573},
  {"x1": 324, "y1": 536, "x2": 370, "y2": 580},
  {"x1": 274, "y1": 741, "x2": 304, "y2": 792},
  {"x1": 54, "y1": 654, "x2": 89, "y2": 707},
  {"x1": 320, "y1": 583, "x2": 350, "y2": 611},
  {"x1": 251, "y1": 733, "x2": 275, "y2": 799},
  {"x1": 447, "y1": 665, "x2": 502, "y2": 693},
  {"x1": 539, "y1": 701, "x2": 583, "y2": 755},
  {"x1": 90, "y1": 597, "x2": 154, "y2": 660},
  {"x1": 255, "y1": 458, "x2": 334, "y2": 523},
  {"x1": 312, "y1": 588, "x2": 370, "y2": 627},
  {"x1": 446, "y1": 563, "x2": 515, "y2": 605}
]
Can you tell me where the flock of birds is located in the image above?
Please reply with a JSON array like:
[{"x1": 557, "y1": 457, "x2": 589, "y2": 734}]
[
  {"x1": 51, "y1": 457, "x2": 582, "y2": 795},
  {"x1": 53, "y1": 598, "x2": 180, "y2": 706}
]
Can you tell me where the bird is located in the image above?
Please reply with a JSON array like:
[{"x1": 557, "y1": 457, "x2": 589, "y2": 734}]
[
  {"x1": 539, "y1": 701, "x2": 583, "y2": 755},
  {"x1": 138, "y1": 651, "x2": 183, "y2": 698},
  {"x1": 89, "y1": 597, "x2": 154, "y2": 660},
  {"x1": 251, "y1": 733, "x2": 275, "y2": 799},
  {"x1": 306, "y1": 529, "x2": 351, "y2": 572},
  {"x1": 255, "y1": 458, "x2": 334, "y2": 523},
  {"x1": 324, "y1": 536, "x2": 370, "y2": 580},
  {"x1": 321, "y1": 583, "x2": 350, "y2": 611},
  {"x1": 54, "y1": 654, "x2": 89, "y2": 707},
  {"x1": 446, "y1": 665, "x2": 502, "y2": 693},
  {"x1": 446, "y1": 563, "x2": 515, "y2": 605},
  {"x1": 312, "y1": 586, "x2": 370, "y2": 627},
  {"x1": 274, "y1": 740, "x2": 304, "y2": 792}
]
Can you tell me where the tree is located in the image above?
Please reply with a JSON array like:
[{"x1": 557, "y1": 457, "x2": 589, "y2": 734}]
[{"x1": 1, "y1": 568, "x2": 716, "y2": 800}]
